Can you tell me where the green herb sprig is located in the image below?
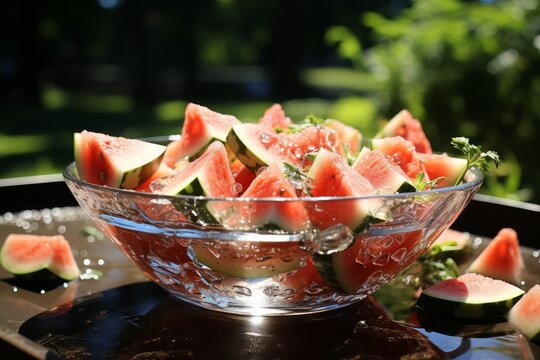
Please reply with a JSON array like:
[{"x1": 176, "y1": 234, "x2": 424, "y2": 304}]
[
  {"x1": 283, "y1": 162, "x2": 313, "y2": 195},
  {"x1": 451, "y1": 137, "x2": 500, "y2": 185},
  {"x1": 278, "y1": 114, "x2": 324, "y2": 134}
]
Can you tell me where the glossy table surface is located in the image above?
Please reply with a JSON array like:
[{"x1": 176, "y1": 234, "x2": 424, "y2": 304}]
[{"x1": 0, "y1": 176, "x2": 539, "y2": 359}]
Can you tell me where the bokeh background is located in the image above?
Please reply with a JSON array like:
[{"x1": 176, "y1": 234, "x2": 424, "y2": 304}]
[{"x1": 1, "y1": 0, "x2": 539, "y2": 204}]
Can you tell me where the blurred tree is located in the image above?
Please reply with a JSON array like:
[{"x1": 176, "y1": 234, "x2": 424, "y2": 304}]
[{"x1": 332, "y1": 0, "x2": 540, "y2": 202}]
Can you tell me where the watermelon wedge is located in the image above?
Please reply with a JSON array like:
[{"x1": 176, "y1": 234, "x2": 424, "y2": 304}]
[
  {"x1": 507, "y1": 285, "x2": 540, "y2": 344},
  {"x1": 258, "y1": 103, "x2": 293, "y2": 130},
  {"x1": 352, "y1": 147, "x2": 416, "y2": 194},
  {"x1": 74, "y1": 131, "x2": 166, "y2": 189},
  {"x1": 416, "y1": 273, "x2": 524, "y2": 319},
  {"x1": 228, "y1": 162, "x2": 309, "y2": 231},
  {"x1": 155, "y1": 141, "x2": 236, "y2": 198},
  {"x1": 166, "y1": 103, "x2": 240, "y2": 163},
  {"x1": 375, "y1": 109, "x2": 432, "y2": 154},
  {"x1": 0, "y1": 234, "x2": 80, "y2": 281},
  {"x1": 466, "y1": 228, "x2": 524, "y2": 284},
  {"x1": 370, "y1": 136, "x2": 429, "y2": 180},
  {"x1": 307, "y1": 148, "x2": 381, "y2": 231},
  {"x1": 419, "y1": 153, "x2": 468, "y2": 188}
]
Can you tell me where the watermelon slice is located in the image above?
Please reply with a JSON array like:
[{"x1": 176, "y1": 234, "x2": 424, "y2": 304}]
[
  {"x1": 419, "y1": 153, "x2": 468, "y2": 188},
  {"x1": 227, "y1": 162, "x2": 309, "y2": 232},
  {"x1": 507, "y1": 285, "x2": 540, "y2": 344},
  {"x1": 166, "y1": 103, "x2": 241, "y2": 163},
  {"x1": 416, "y1": 273, "x2": 525, "y2": 319},
  {"x1": 325, "y1": 119, "x2": 362, "y2": 156},
  {"x1": 191, "y1": 240, "x2": 305, "y2": 279},
  {"x1": 74, "y1": 131, "x2": 166, "y2": 189},
  {"x1": 307, "y1": 148, "x2": 381, "y2": 231},
  {"x1": 258, "y1": 103, "x2": 293, "y2": 130},
  {"x1": 226, "y1": 123, "x2": 281, "y2": 172},
  {"x1": 0, "y1": 234, "x2": 80, "y2": 281},
  {"x1": 466, "y1": 228, "x2": 524, "y2": 284},
  {"x1": 227, "y1": 122, "x2": 343, "y2": 172},
  {"x1": 352, "y1": 147, "x2": 416, "y2": 194},
  {"x1": 429, "y1": 228, "x2": 472, "y2": 261},
  {"x1": 375, "y1": 109, "x2": 432, "y2": 154},
  {"x1": 155, "y1": 141, "x2": 236, "y2": 198},
  {"x1": 369, "y1": 136, "x2": 429, "y2": 180}
]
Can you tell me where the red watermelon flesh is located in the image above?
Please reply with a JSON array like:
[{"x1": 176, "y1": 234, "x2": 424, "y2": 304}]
[
  {"x1": 75, "y1": 131, "x2": 166, "y2": 189},
  {"x1": 419, "y1": 153, "x2": 468, "y2": 188},
  {"x1": 0, "y1": 234, "x2": 80, "y2": 281},
  {"x1": 307, "y1": 148, "x2": 379, "y2": 230},
  {"x1": 258, "y1": 103, "x2": 293, "y2": 130},
  {"x1": 325, "y1": 119, "x2": 362, "y2": 155},
  {"x1": 271, "y1": 125, "x2": 343, "y2": 165},
  {"x1": 508, "y1": 285, "x2": 540, "y2": 343},
  {"x1": 169, "y1": 103, "x2": 240, "y2": 162},
  {"x1": 377, "y1": 110, "x2": 432, "y2": 154},
  {"x1": 230, "y1": 159, "x2": 256, "y2": 196},
  {"x1": 466, "y1": 228, "x2": 524, "y2": 284},
  {"x1": 352, "y1": 148, "x2": 415, "y2": 194},
  {"x1": 371, "y1": 136, "x2": 429, "y2": 180},
  {"x1": 423, "y1": 273, "x2": 523, "y2": 303},
  {"x1": 135, "y1": 163, "x2": 176, "y2": 192},
  {"x1": 233, "y1": 162, "x2": 309, "y2": 231}
]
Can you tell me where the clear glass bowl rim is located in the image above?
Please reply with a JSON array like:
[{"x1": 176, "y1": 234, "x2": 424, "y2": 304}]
[{"x1": 62, "y1": 161, "x2": 484, "y2": 204}]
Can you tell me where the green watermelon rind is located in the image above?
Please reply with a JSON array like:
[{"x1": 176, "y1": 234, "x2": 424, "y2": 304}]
[
  {"x1": 74, "y1": 132, "x2": 167, "y2": 190},
  {"x1": 416, "y1": 277, "x2": 525, "y2": 319},
  {"x1": 0, "y1": 235, "x2": 81, "y2": 281},
  {"x1": 507, "y1": 285, "x2": 540, "y2": 344},
  {"x1": 191, "y1": 242, "x2": 302, "y2": 279},
  {"x1": 226, "y1": 124, "x2": 278, "y2": 172}
]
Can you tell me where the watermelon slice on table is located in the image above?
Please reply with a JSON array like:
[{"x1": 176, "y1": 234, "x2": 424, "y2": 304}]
[
  {"x1": 165, "y1": 103, "x2": 240, "y2": 164},
  {"x1": 376, "y1": 109, "x2": 432, "y2": 154},
  {"x1": 0, "y1": 234, "x2": 80, "y2": 281},
  {"x1": 352, "y1": 147, "x2": 416, "y2": 194},
  {"x1": 74, "y1": 131, "x2": 166, "y2": 189},
  {"x1": 466, "y1": 228, "x2": 524, "y2": 285},
  {"x1": 307, "y1": 148, "x2": 381, "y2": 231},
  {"x1": 507, "y1": 284, "x2": 540, "y2": 344},
  {"x1": 416, "y1": 273, "x2": 524, "y2": 319}
]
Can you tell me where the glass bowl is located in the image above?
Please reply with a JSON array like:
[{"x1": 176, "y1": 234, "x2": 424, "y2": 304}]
[{"x1": 63, "y1": 157, "x2": 482, "y2": 316}]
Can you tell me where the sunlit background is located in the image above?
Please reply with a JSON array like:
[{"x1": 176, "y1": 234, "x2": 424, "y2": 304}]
[{"x1": 1, "y1": 0, "x2": 539, "y2": 204}]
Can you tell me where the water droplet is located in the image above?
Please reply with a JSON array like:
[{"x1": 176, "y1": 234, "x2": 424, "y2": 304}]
[
  {"x1": 391, "y1": 248, "x2": 407, "y2": 263},
  {"x1": 40, "y1": 290, "x2": 45, "y2": 294},
  {"x1": 355, "y1": 251, "x2": 371, "y2": 265},
  {"x1": 83, "y1": 259, "x2": 91, "y2": 266},
  {"x1": 373, "y1": 253, "x2": 389, "y2": 266},
  {"x1": 232, "y1": 285, "x2": 252, "y2": 297},
  {"x1": 232, "y1": 183, "x2": 243, "y2": 194},
  {"x1": 12, "y1": 287, "x2": 18, "y2": 293},
  {"x1": 279, "y1": 254, "x2": 294, "y2": 263},
  {"x1": 58, "y1": 225, "x2": 66, "y2": 233},
  {"x1": 97, "y1": 259, "x2": 105, "y2": 266},
  {"x1": 259, "y1": 132, "x2": 273, "y2": 144},
  {"x1": 256, "y1": 255, "x2": 272, "y2": 263},
  {"x1": 304, "y1": 283, "x2": 324, "y2": 295}
]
